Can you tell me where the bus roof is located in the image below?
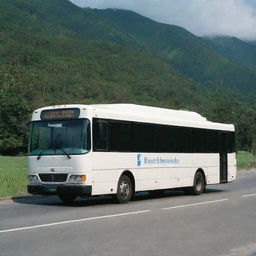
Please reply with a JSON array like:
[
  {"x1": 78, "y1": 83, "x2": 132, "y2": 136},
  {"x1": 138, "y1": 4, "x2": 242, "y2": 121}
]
[{"x1": 32, "y1": 104, "x2": 235, "y2": 131}]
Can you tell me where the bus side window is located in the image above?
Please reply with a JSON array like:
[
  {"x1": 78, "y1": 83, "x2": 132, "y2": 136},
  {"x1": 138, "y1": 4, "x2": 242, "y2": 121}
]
[
  {"x1": 227, "y1": 132, "x2": 236, "y2": 153},
  {"x1": 93, "y1": 119, "x2": 108, "y2": 151},
  {"x1": 109, "y1": 121, "x2": 131, "y2": 152}
]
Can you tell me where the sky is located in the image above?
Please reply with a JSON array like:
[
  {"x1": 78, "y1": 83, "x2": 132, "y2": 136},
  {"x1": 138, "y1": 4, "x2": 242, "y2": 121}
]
[{"x1": 69, "y1": 0, "x2": 256, "y2": 40}]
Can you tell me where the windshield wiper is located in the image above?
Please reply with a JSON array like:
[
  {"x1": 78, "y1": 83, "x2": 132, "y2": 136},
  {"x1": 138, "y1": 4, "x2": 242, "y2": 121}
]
[
  {"x1": 55, "y1": 148, "x2": 71, "y2": 159},
  {"x1": 37, "y1": 148, "x2": 71, "y2": 160},
  {"x1": 37, "y1": 149, "x2": 48, "y2": 160}
]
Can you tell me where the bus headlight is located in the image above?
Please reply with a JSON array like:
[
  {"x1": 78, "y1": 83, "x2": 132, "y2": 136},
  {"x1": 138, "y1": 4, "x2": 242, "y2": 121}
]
[
  {"x1": 28, "y1": 175, "x2": 40, "y2": 183},
  {"x1": 68, "y1": 175, "x2": 86, "y2": 184}
]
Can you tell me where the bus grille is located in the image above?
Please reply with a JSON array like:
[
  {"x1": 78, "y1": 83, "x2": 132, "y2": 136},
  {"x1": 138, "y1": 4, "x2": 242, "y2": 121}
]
[{"x1": 39, "y1": 174, "x2": 68, "y2": 182}]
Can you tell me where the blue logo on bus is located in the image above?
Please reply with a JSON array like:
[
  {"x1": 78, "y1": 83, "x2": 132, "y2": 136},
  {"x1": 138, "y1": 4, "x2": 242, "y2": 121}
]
[
  {"x1": 137, "y1": 153, "x2": 179, "y2": 166},
  {"x1": 137, "y1": 154, "x2": 141, "y2": 166}
]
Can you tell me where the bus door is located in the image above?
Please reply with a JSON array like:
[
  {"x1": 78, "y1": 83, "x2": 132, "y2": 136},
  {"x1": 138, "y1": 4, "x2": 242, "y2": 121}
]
[{"x1": 219, "y1": 133, "x2": 228, "y2": 183}]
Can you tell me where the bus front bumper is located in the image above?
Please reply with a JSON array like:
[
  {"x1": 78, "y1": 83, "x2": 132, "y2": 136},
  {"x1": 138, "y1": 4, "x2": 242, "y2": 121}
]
[{"x1": 27, "y1": 184, "x2": 92, "y2": 196}]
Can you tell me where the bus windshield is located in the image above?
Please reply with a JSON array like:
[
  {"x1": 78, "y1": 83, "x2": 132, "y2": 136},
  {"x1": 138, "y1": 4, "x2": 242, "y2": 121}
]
[{"x1": 28, "y1": 119, "x2": 90, "y2": 156}]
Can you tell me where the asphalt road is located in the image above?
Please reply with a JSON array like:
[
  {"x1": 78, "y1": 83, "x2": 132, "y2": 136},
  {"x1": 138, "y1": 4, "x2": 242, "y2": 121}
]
[{"x1": 1, "y1": 170, "x2": 256, "y2": 256}]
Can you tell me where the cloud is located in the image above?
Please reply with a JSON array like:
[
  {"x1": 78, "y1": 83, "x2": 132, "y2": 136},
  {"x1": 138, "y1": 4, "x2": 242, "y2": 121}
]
[{"x1": 70, "y1": 0, "x2": 256, "y2": 39}]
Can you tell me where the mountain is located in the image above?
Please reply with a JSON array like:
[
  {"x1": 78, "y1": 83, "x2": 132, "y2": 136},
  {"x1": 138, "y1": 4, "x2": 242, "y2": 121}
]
[
  {"x1": 0, "y1": 0, "x2": 213, "y2": 154},
  {"x1": 205, "y1": 36, "x2": 256, "y2": 68},
  {"x1": 1, "y1": 0, "x2": 222, "y2": 112},
  {"x1": 0, "y1": 0, "x2": 256, "y2": 154},
  {"x1": 1, "y1": 0, "x2": 140, "y2": 48},
  {"x1": 4, "y1": 0, "x2": 256, "y2": 93},
  {"x1": 90, "y1": 8, "x2": 256, "y2": 93}
]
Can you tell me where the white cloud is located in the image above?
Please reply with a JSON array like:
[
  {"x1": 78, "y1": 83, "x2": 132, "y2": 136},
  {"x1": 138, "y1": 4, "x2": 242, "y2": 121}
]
[{"x1": 70, "y1": 0, "x2": 256, "y2": 39}]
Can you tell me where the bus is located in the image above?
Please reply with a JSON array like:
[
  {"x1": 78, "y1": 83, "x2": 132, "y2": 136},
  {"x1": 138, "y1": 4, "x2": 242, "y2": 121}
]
[{"x1": 27, "y1": 104, "x2": 236, "y2": 203}]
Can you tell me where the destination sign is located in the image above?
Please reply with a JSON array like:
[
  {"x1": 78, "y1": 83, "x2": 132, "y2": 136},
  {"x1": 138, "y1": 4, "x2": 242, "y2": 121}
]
[{"x1": 40, "y1": 108, "x2": 80, "y2": 120}]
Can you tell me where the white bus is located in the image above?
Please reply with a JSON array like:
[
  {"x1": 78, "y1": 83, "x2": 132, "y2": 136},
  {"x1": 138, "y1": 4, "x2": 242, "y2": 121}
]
[{"x1": 27, "y1": 104, "x2": 236, "y2": 203}]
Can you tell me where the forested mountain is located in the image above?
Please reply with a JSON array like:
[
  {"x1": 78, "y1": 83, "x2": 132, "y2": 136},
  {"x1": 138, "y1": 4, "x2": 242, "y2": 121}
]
[
  {"x1": 2, "y1": 0, "x2": 140, "y2": 47},
  {"x1": 0, "y1": 0, "x2": 256, "y2": 154},
  {"x1": 91, "y1": 8, "x2": 256, "y2": 93},
  {"x1": 206, "y1": 36, "x2": 256, "y2": 68}
]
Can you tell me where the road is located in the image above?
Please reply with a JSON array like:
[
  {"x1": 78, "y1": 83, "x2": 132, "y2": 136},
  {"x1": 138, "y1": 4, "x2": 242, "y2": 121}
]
[{"x1": 1, "y1": 170, "x2": 256, "y2": 256}]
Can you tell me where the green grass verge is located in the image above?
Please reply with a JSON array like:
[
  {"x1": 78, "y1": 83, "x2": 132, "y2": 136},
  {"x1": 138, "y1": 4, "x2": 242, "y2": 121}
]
[
  {"x1": 0, "y1": 156, "x2": 27, "y2": 197},
  {"x1": 236, "y1": 151, "x2": 256, "y2": 170},
  {"x1": 0, "y1": 152, "x2": 255, "y2": 197}
]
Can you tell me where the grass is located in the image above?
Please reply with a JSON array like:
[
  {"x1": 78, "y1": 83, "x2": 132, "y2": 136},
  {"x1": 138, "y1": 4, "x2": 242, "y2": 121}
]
[
  {"x1": 236, "y1": 151, "x2": 256, "y2": 170},
  {"x1": 0, "y1": 156, "x2": 28, "y2": 197},
  {"x1": 0, "y1": 152, "x2": 255, "y2": 197}
]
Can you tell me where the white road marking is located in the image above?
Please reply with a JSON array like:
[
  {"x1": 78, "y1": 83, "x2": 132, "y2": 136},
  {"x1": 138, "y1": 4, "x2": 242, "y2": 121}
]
[
  {"x1": 242, "y1": 193, "x2": 256, "y2": 198},
  {"x1": 217, "y1": 243, "x2": 256, "y2": 256},
  {"x1": 162, "y1": 199, "x2": 229, "y2": 210},
  {"x1": 0, "y1": 210, "x2": 151, "y2": 234},
  {"x1": 2, "y1": 194, "x2": 252, "y2": 234}
]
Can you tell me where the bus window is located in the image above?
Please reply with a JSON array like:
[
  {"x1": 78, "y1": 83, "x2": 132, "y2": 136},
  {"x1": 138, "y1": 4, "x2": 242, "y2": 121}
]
[
  {"x1": 93, "y1": 120, "x2": 108, "y2": 151},
  {"x1": 109, "y1": 121, "x2": 131, "y2": 152},
  {"x1": 155, "y1": 125, "x2": 174, "y2": 152},
  {"x1": 132, "y1": 123, "x2": 155, "y2": 152}
]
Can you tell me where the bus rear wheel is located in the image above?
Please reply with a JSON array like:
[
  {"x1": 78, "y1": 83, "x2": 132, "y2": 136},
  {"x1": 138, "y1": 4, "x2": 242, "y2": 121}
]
[
  {"x1": 58, "y1": 194, "x2": 77, "y2": 204},
  {"x1": 115, "y1": 175, "x2": 133, "y2": 203},
  {"x1": 184, "y1": 171, "x2": 205, "y2": 195}
]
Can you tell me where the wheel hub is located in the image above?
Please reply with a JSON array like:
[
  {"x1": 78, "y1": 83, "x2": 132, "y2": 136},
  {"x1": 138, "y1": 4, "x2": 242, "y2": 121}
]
[
  {"x1": 195, "y1": 177, "x2": 203, "y2": 191},
  {"x1": 119, "y1": 181, "x2": 130, "y2": 199}
]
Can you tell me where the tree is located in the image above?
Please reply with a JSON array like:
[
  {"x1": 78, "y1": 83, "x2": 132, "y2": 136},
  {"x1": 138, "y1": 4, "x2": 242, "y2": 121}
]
[{"x1": 0, "y1": 65, "x2": 39, "y2": 154}]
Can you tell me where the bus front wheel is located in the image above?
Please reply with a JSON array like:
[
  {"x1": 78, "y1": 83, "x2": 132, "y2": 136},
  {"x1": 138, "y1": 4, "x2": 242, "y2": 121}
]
[{"x1": 115, "y1": 175, "x2": 133, "y2": 203}]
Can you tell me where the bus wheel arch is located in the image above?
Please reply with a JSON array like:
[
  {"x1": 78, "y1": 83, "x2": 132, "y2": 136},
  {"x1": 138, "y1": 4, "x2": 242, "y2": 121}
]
[{"x1": 120, "y1": 170, "x2": 135, "y2": 193}]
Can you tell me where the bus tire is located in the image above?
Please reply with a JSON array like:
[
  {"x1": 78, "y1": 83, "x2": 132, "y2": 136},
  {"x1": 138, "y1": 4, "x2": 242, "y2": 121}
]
[
  {"x1": 115, "y1": 175, "x2": 133, "y2": 203},
  {"x1": 58, "y1": 194, "x2": 77, "y2": 204},
  {"x1": 192, "y1": 171, "x2": 205, "y2": 195},
  {"x1": 184, "y1": 171, "x2": 205, "y2": 195}
]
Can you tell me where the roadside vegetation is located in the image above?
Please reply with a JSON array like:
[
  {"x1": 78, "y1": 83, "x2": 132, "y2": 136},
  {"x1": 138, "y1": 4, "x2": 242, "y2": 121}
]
[
  {"x1": 0, "y1": 152, "x2": 256, "y2": 198},
  {"x1": 236, "y1": 151, "x2": 256, "y2": 170},
  {"x1": 0, "y1": 156, "x2": 27, "y2": 197}
]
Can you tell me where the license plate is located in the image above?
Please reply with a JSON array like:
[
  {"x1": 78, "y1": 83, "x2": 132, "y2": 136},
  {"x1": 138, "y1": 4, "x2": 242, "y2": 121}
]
[{"x1": 45, "y1": 186, "x2": 57, "y2": 192}]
